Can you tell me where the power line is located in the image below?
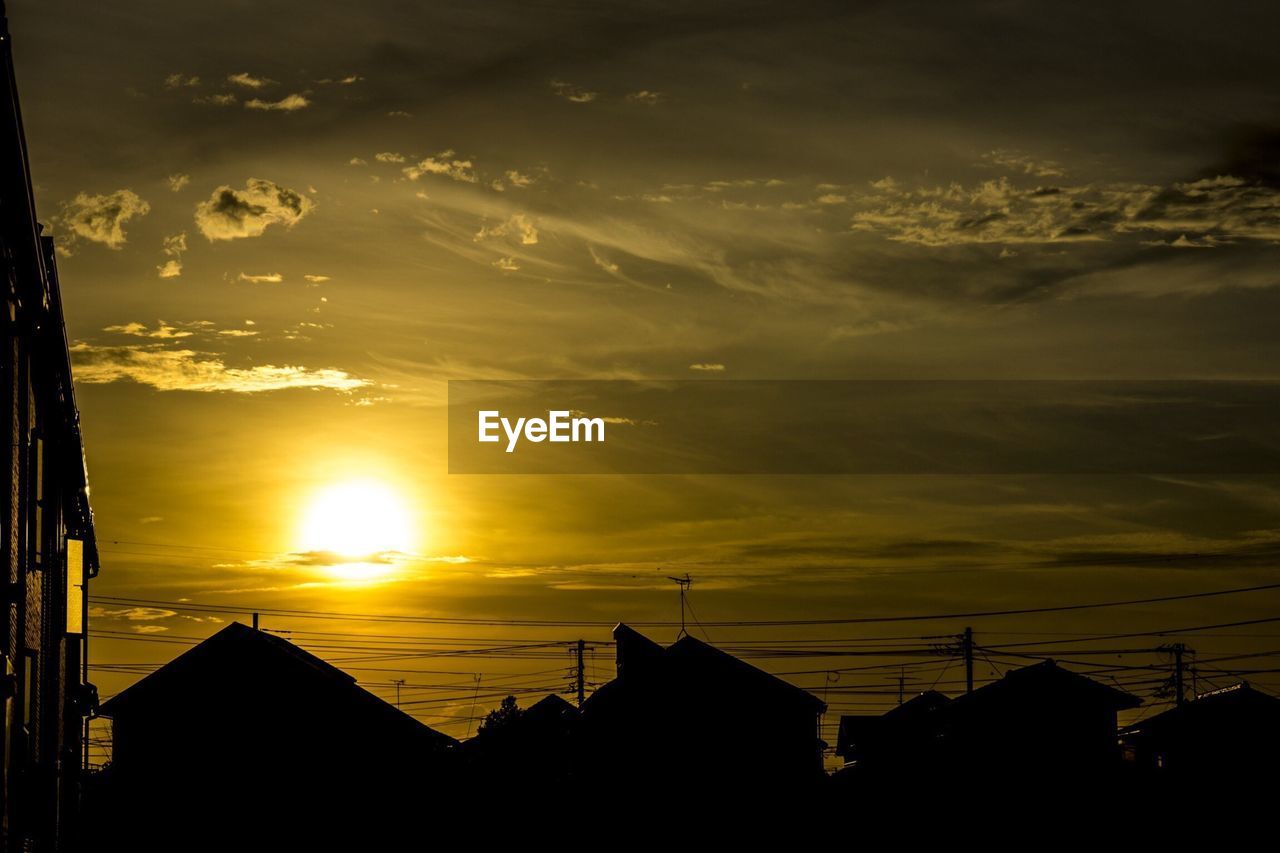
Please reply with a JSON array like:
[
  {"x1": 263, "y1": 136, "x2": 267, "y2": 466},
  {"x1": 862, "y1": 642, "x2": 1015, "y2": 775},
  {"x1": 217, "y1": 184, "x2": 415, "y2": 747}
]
[{"x1": 88, "y1": 579, "x2": 1280, "y2": 628}]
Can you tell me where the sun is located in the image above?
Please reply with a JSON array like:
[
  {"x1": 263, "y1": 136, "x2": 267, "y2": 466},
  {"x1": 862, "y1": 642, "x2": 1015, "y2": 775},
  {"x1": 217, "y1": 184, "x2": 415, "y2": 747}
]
[{"x1": 298, "y1": 480, "x2": 415, "y2": 570}]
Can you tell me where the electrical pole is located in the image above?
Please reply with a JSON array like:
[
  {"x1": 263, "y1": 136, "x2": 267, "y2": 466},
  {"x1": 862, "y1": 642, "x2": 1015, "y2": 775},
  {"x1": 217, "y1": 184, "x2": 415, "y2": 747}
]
[
  {"x1": 1173, "y1": 642, "x2": 1186, "y2": 707},
  {"x1": 252, "y1": 612, "x2": 259, "y2": 631},
  {"x1": 962, "y1": 627, "x2": 974, "y2": 694},
  {"x1": 898, "y1": 667, "x2": 905, "y2": 705},
  {"x1": 575, "y1": 639, "x2": 586, "y2": 707},
  {"x1": 392, "y1": 678, "x2": 405, "y2": 709}
]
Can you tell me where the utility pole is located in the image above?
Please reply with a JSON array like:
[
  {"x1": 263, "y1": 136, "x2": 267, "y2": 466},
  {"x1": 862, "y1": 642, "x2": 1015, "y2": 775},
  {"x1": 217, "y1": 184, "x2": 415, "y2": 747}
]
[
  {"x1": 575, "y1": 639, "x2": 586, "y2": 707},
  {"x1": 1172, "y1": 642, "x2": 1186, "y2": 707},
  {"x1": 670, "y1": 573, "x2": 691, "y2": 635},
  {"x1": 962, "y1": 627, "x2": 974, "y2": 694},
  {"x1": 252, "y1": 612, "x2": 259, "y2": 631},
  {"x1": 898, "y1": 667, "x2": 906, "y2": 705},
  {"x1": 392, "y1": 678, "x2": 405, "y2": 709}
]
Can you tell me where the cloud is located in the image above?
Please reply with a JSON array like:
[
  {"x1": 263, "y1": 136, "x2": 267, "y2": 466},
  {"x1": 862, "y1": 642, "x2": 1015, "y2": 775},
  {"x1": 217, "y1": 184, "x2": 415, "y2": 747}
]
[
  {"x1": 156, "y1": 232, "x2": 187, "y2": 278},
  {"x1": 167, "y1": 173, "x2": 190, "y2": 192},
  {"x1": 245, "y1": 93, "x2": 310, "y2": 112},
  {"x1": 303, "y1": 274, "x2": 331, "y2": 283},
  {"x1": 194, "y1": 93, "x2": 237, "y2": 106},
  {"x1": 625, "y1": 90, "x2": 664, "y2": 105},
  {"x1": 217, "y1": 329, "x2": 259, "y2": 337},
  {"x1": 238, "y1": 272, "x2": 284, "y2": 284},
  {"x1": 70, "y1": 343, "x2": 369, "y2": 393},
  {"x1": 89, "y1": 605, "x2": 176, "y2": 621},
  {"x1": 850, "y1": 177, "x2": 1151, "y2": 246},
  {"x1": 504, "y1": 170, "x2": 534, "y2": 188},
  {"x1": 374, "y1": 152, "x2": 407, "y2": 163},
  {"x1": 589, "y1": 246, "x2": 620, "y2": 274},
  {"x1": 317, "y1": 74, "x2": 362, "y2": 85},
  {"x1": 474, "y1": 213, "x2": 538, "y2": 245},
  {"x1": 493, "y1": 256, "x2": 520, "y2": 271},
  {"x1": 348, "y1": 157, "x2": 368, "y2": 166},
  {"x1": 550, "y1": 79, "x2": 597, "y2": 103},
  {"x1": 163, "y1": 73, "x2": 199, "y2": 89},
  {"x1": 57, "y1": 189, "x2": 150, "y2": 250},
  {"x1": 194, "y1": 178, "x2": 314, "y2": 241},
  {"x1": 983, "y1": 149, "x2": 1066, "y2": 178},
  {"x1": 851, "y1": 173, "x2": 1280, "y2": 247},
  {"x1": 103, "y1": 321, "x2": 195, "y2": 339},
  {"x1": 689, "y1": 363, "x2": 726, "y2": 372},
  {"x1": 403, "y1": 150, "x2": 478, "y2": 183},
  {"x1": 227, "y1": 72, "x2": 272, "y2": 89},
  {"x1": 162, "y1": 232, "x2": 187, "y2": 255}
]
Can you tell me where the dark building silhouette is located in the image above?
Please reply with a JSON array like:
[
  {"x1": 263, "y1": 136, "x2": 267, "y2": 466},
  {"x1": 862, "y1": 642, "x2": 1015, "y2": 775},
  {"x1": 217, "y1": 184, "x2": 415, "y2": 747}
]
[
  {"x1": 837, "y1": 689, "x2": 951, "y2": 772},
  {"x1": 836, "y1": 660, "x2": 1140, "y2": 792},
  {"x1": 578, "y1": 624, "x2": 826, "y2": 798},
  {"x1": 92, "y1": 622, "x2": 457, "y2": 848},
  {"x1": 460, "y1": 692, "x2": 580, "y2": 789},
  {"x1": 1119, "y1": 682, "x2": 1280, "y2": 781},
  {"x1": 0, "y1": 5, "x2": 100, "y2": 850}
]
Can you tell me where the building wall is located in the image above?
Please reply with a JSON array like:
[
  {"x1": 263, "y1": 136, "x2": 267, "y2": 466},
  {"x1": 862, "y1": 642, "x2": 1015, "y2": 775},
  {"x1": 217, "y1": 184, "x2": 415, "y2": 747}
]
[{"x1": 0, "y1": 14, "x2": 97, "y2": 850}]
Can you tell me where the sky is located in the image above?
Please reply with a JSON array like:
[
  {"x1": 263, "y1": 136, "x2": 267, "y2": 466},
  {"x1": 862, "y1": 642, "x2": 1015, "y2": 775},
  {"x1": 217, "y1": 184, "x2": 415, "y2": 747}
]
[{"x1": 10, "y1": 0, "x2": 1280, "y2": 742}]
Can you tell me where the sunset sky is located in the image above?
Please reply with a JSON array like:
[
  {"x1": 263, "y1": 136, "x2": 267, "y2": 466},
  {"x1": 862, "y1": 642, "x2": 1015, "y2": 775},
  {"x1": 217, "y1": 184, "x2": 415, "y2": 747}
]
[{"x1": 11, "y1": 1, "x2": 1280, "y2": 740}]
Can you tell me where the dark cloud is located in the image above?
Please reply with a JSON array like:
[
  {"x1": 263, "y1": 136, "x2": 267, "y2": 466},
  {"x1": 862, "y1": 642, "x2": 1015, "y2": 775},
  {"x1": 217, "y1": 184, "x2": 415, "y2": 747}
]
[{"x1": 193, "y1": 178, "x2": 313, "y2": 240}]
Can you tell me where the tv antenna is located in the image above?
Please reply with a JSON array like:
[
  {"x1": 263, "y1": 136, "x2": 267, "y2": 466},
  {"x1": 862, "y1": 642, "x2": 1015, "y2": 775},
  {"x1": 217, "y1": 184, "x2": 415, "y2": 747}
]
[{"x1": 667, "y1": 573, "x2": 693, "y2": 638}]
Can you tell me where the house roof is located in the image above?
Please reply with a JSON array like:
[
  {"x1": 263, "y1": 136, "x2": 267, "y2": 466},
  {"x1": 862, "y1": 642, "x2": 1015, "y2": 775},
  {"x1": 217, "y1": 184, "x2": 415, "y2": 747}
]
[
  {"x1": 523, "y1": 692, "x2": 580, "y2": 724},
  {"x1": 100, "y1": 621, "x2": 457, "y2": 749},
  {"x1": 1121, "y1": 682, "x2": 1280, "y2": 739},
  {"x1": 953, "y1": 659, "x2": 1141, "y2": 712},
  {"x1": 597, "y1": 624, "x2": 825, "y2": 715},
  {"x1": 837, "y1": 691, "x2": 952, "y2": 756}
]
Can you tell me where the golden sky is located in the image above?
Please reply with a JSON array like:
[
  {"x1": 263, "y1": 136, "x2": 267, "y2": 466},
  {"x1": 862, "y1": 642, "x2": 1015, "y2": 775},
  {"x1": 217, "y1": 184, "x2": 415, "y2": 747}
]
[{"x1": 12, "y1": 1, "x2": 1280, "y2": 744}]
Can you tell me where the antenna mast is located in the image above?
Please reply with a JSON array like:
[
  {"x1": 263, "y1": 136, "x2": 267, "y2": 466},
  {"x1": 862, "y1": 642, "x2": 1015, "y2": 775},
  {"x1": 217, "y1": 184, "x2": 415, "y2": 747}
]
[{"x1": 667, "y1": 573, "x2": 693, "y2": 638}]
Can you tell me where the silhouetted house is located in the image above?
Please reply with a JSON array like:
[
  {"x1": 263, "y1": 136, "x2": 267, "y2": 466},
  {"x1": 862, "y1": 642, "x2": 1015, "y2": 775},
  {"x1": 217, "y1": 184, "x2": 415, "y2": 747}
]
[
  {"x1": 835, "y1": 660, "x2": 1139, "y2": 789},
  {"x1": 92, "y1": 622, "x2": 456, "y2": 847},
  {"x1": 1119, "y1": 682, "x2": 1280, "y2": 780},
  {"x1": 579, "y1": 625, "x2": 826, "y2": 796},
  {"x1": 836, "y1": 690, "x2": 951, "y2": 773},
  {"x1": 0, "y1": 8, "x2": 100, "y2": 850},
  {"x1": 461, "y1": 693, "x2": 580, "y2": 789},
  {"x1": 942, "y1": 659, "x2": 1140, "y2": 778}
]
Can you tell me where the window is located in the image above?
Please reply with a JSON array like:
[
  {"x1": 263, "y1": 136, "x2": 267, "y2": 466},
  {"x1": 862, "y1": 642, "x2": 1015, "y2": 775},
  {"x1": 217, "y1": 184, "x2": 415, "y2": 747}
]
[{"x1": 66, "y1": 538, "x2": 84, "y2": 635}]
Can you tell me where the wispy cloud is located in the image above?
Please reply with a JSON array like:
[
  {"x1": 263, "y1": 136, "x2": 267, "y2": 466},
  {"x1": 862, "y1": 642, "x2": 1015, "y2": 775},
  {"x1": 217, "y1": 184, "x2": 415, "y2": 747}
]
[
  {"x1": 245, "y1": 93, "x2": 310, "y2": 112},
  {"x1": 475, "y1": 213, "x2": 538, "y2": 245},
  {"x1": 71, "y1": 343, "x2": 369, "y2": 393},
  {"x1": 227, "y1": 72, "x2": 273, "y2": 89},
  {"x1": 194, "y1": 93, "x2": 237, "y2": 107},
  {"x1": 550, "y1": 79, "x2": 597, "y2": 103},
  {"x1": 157, "y1": 232, "x2": 187, "y2": 279},
  {"x1": 103, "y1": 320, "x2": 199, "y2": 339},
  {"x1": 238, "y1": 272, "x2": 284, "y2": 284},
  {"x1": 403, "y1": 150, "x2": 478, "y2": 183}
]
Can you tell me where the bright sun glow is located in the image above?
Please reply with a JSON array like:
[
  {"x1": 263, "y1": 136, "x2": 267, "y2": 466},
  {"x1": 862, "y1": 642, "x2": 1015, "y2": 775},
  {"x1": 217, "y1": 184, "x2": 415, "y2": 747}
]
[{"x1": 299, "y1": 480, "x2": 415, "y2": 578}]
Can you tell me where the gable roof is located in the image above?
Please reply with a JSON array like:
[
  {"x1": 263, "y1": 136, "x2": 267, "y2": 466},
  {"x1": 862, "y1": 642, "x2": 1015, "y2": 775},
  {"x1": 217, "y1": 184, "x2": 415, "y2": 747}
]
[
  {"x1": 837, "y1": 691, "x2": 952, "y2": 757},
  {"x1": 1121, "y1": 682, "x2": 1280, "y2": 739},
  {"x1": 953, "y1": 659, "x2": 1141, "y2": 712},
  {"x1": 601, "y1": 624, "x2": 825, "y2": 715},
  {"x1": 100, "y1": 621, "x2": 457, "y2": 749}
]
